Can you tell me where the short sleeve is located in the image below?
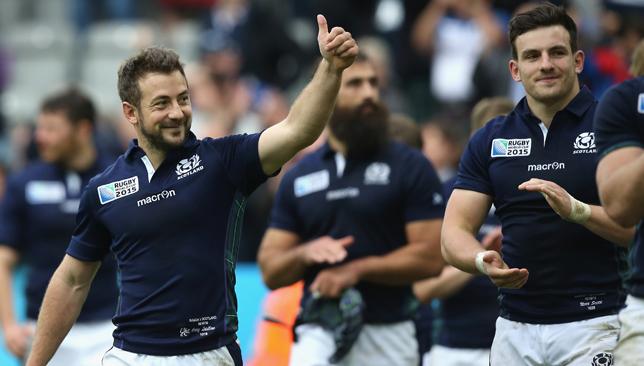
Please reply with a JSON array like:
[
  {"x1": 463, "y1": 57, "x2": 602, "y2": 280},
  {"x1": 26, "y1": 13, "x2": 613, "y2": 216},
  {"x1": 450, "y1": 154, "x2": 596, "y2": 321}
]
[
  {"x1": 267, "y1": 171, "x2": 300, "y2": 233},
  {"x1": 402, "y1": 150, "x2": 445, "y2": 222},
  {"x1": 594, "y1": 81, "x2": 644, "y2": 159},
  {"x1": 0, "y1": 175, "x2": 26, "y2": 249},
  {"x1": 454, "y1": 126, "x2": 494, "y2": 195},
  {"x1": 66, "y1": 185, "x2": 112, "y2": 261},
  {"x1": 206, "y1": 132, "x2": 274, "y2": 196}
]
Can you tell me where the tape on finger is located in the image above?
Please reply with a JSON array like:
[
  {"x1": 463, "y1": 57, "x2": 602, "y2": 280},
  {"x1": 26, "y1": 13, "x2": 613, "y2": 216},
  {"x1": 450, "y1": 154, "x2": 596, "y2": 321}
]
[{"x1": 475, "y1": 252, "x2": 489, "y2": 275}]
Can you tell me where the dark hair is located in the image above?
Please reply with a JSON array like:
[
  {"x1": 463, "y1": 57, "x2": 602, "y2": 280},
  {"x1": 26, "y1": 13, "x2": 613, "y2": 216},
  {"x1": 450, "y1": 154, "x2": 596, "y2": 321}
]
[
  {"x1": 40, "y1": 88, "x2": 96, "y2": 127},
  {"x1": 117, "y1": 47, "x2": 186, "y2": 107},
  {"x1": 508, "y1": 2, "x2": 577, "y2": 60}
]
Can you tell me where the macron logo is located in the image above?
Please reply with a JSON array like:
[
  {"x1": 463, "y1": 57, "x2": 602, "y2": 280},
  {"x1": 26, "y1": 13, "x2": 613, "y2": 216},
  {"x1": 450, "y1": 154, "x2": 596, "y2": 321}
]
[
  {"x1": 137, "y1": 190, "x2": 176, "y2": 207},
  {"x1": 527, "y1": 161, "x2": 566, "y2": 172}
]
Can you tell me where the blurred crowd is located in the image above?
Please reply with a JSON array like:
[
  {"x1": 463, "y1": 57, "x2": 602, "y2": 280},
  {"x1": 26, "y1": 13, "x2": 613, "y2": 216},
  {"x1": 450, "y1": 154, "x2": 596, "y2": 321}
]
[{"x1": 0, "y1": 0, "x2": 642, "y2": 261}]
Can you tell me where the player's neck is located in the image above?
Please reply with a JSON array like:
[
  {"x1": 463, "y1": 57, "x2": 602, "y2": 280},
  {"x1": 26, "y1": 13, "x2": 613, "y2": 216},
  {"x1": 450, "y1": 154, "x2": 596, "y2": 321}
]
[
  {"x1": 138, "y1": 140, "x2": 166, "y2": 170},
  {"x1": 526, "y1": 84, "x2": 580, "y2": 128},
  {"x1": 64, "y1": 142, "x2": 96, "y2": 172}
]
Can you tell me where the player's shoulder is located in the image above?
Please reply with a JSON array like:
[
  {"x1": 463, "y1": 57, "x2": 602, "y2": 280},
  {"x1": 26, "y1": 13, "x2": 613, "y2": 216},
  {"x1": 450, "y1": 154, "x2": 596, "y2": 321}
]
[
  {"x1": 469, "y1": 114, "x2": 508, "y2": 145},
  {"x1": 85, "y1": 155, "x2": 130, "y2": 189},
  {"x1": 602, "y1": 77, "x2": 643, "y2": 104},
  {"x1": 9, "y1": 160, "x2": 59, "y2": 184}
]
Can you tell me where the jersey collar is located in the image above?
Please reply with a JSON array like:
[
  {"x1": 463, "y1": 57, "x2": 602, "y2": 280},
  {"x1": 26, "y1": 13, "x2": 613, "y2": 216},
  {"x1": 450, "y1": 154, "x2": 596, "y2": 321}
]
[{"x1": 516, "y1": 85, "x2": 595, "y2": 122}]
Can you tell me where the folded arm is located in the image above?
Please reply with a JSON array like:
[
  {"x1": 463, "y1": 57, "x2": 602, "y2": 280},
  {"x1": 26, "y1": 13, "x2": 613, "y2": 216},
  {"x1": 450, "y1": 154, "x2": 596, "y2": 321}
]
[{"x1": 310, "y1": 219, "x2": 444, "y2": 298}]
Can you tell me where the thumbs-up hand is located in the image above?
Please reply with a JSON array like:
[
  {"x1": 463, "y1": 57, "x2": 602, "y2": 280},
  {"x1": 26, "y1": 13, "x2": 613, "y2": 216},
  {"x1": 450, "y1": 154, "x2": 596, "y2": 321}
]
[{"x1": 317, "y1": 14, "x2": 358, "y2": 72}]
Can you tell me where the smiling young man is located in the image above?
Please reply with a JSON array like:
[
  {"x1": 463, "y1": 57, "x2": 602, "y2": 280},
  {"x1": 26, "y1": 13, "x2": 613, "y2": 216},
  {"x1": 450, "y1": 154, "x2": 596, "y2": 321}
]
[
  {"x1": 441, "y1": 3, "x2": 634, "y2": 365},
  {"x1": 25, "y1": 14, "x2": 358, "y2": 366}
]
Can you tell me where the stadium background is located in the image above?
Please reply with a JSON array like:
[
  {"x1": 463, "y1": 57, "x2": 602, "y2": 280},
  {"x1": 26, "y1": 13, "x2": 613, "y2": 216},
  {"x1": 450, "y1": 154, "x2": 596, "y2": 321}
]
[{"x1": 0, "y1": 0, "x2": 642, "y2": 364}]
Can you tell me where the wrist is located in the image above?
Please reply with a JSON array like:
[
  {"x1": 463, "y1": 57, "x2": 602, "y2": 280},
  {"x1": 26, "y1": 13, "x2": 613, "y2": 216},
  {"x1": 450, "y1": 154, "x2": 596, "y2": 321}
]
[
  {"x1": 344, "y1": 257, "x2": 373, "y2": 281},
  {"x1": 568, "y1": 194, "x2": 591, "y2": 224},
  {"x1": 319, "y1": 58, "x2": 343, "y2": 78}
]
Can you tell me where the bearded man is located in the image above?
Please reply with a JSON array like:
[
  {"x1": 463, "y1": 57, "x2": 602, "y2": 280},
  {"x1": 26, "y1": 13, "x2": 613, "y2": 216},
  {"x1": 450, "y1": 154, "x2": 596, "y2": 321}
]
[{"x1": 257, "y1": 54, "x2": 445, "y2": 366}]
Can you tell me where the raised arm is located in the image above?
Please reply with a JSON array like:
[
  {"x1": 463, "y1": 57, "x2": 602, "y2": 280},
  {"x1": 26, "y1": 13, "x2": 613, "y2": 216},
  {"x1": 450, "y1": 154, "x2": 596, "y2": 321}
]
[
  {"x1": 309, "y1": 218, "x2": 444, "y2": 298},
  {"x1": 442, "y1": 189, "x2": 529, "y2": 288},
  {"x1": 596, "y1": 148, "x2": 644, "y2": 227},
  {"x1": 258, "y1": 15, "x2": 358, "y2": 175},
  {"x1": 25, "y1": 255, "x2": 101, "y2": 366},
  {"x1": 518, "y1": 178, "x2": 636, "y2": 246}
]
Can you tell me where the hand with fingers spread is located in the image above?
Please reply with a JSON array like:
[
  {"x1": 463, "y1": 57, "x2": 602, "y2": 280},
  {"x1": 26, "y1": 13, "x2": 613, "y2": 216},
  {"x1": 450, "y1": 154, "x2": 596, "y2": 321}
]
[
  {"x1": 316, "y1": 14, "x2": 359, "y2": 72},
  {"x1": 309, "y1": 263, "x2": 360, "y2": 298},
  {"x1": 518, "y1": 178, "x2": 590, "y2": 223},
  {"x1": 475, "y1": 250, "x2": 529, "y2": 289},
  {"x1": 481, "y1": 226, "x2": 503, "y2": 253},
  {"x1": 301, "y1": 235, "x2": 354, "y2": 266}
]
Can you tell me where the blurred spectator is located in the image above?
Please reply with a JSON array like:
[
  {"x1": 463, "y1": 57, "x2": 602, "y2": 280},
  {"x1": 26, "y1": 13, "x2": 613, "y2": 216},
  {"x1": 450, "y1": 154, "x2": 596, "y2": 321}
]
[
  {"x1": 70, "y1": 0, "x2": 137, "y2": 32},
  {"x1": 412, "y1": 0, "x2": 504, "y2": 111},
  {"x1": 582, "y1": 5, "x2": 644, "y2": 97},
  {"x1": 631, "y1": 39, "x2": 644, "y2": 76},
  {"x1": 472, "y1": 1, "x2": 541, "y2": 103},
  {"x1": 420, "y1": 115, "x2": 468, "y2": 182},
  {"x1": 470, "y1": 96, "x2": 515, "y2": 132},
  {"x1": 359, "y1": 36, "x2": 409, "y2": 114},
  {"x1": 202, "y1": 0, "x2": 306, "y2": 89},
  {"x1": 389, "y1": 113, "x2": 423, "y2": 149}
]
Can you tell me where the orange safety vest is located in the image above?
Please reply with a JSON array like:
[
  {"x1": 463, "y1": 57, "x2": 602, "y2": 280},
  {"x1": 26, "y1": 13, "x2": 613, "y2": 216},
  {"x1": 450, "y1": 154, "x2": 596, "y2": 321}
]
[{"x1": 247, "y1": 281, "x2": 304, "y2": 366}]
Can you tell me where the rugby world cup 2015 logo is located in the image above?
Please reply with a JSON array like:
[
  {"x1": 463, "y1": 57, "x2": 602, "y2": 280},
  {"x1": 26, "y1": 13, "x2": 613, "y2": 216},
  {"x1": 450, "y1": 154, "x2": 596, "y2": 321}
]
[
  {"x1": 97, "y1": 176, "x2": 139, "y2": 205},
  {"x1": 176, "y1": 154, "x2": 204, "y2": 180},
  {"x1": 491, "y1": 138, "x2": 531, "y2": 157}
]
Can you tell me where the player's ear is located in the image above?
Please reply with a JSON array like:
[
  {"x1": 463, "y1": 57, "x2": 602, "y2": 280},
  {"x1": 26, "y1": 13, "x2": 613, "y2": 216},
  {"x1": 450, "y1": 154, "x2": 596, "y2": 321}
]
[
  {"x1": 122, "y1": 102, "x2": 138, "y2": 126},
  {"x1": 509, "y1": 59, "x2": 521, "y2": 82},
  {"x1": 573, "y1": 50, "x2": 584, "y2": 74}
]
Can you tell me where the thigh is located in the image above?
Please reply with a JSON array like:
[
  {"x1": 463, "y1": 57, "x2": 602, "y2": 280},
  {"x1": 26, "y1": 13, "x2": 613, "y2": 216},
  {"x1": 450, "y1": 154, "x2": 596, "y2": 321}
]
[
  {"x1": 427, "y1": 345, "x2": 489, "y2": 366},
  {"x1": 289, "y1": 324, "x2": 336, "y2": 366},
  {"x1": 345, "y1": 321, "x2": 418, "y2": 366},
  {"x1": 490, "y1": 317, "x2": 544, "y2": 366},
  {"x1": 547, "y1": 315, "x2": 619, "y2": 366},
  {"x1": 615, "y1": 296, "x2": 644, "y2": 366}
]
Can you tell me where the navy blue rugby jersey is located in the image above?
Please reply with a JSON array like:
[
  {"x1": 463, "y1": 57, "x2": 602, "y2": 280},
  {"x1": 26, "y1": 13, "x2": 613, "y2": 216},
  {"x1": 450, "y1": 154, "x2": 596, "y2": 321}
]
[
  {"x1": 436, "y1": 177, "x2": 498, "y2": 348},
  {"x1": 595, "y1": 76, "x2": 644, "y2": 298},
  {"x1": 455, "y1": 87, "x2": 627, "y2": 324},
  {"x1": 0, "y1": 157, "x2": 118, "y2": 322},
  {"x1": 270, "y1": 141, "x2": 445, "y2": 323},
  {"x1": 66, "y1": 132, "x2": 270, "y2": 356}
]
